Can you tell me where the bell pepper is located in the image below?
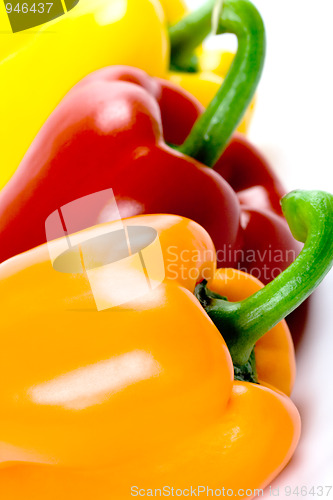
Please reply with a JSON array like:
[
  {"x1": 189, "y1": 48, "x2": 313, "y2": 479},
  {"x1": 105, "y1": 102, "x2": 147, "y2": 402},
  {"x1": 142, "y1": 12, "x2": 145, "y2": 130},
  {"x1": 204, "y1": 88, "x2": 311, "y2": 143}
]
[
  {"x1": 0, "y1": 0, "x2": 169, "y2": 189},
  {"x1": 1, "y1": 189, "x2": 333, "y2": 499},
  {"x1": 0, "y1": 0, "x2": 300, "y2": 287}
]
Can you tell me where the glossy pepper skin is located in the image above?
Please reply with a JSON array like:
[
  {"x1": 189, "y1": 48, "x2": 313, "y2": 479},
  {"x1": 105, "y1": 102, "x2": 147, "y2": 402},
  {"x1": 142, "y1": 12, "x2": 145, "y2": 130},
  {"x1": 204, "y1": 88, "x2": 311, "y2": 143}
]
[
  {"x1": 0, "y1": 212, "x2": 300, "y2": 498},
  {"x1": 0, "y1": 65, "x2": 299, "y2": 283},
  {"x1": 0, "y1": 0, "x2": 169, "y2": 189},
  {"x1": 0, "y1": 385, "x2": 299, "y2": 500}
]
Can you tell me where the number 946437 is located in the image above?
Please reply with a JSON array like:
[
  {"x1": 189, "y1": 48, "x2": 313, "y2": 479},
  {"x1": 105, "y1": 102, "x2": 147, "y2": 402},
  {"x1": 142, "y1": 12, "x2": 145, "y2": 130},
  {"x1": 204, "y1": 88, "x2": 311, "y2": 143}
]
[{"x1": 5, "y1": 3, "x2": 53, "y2": 14}]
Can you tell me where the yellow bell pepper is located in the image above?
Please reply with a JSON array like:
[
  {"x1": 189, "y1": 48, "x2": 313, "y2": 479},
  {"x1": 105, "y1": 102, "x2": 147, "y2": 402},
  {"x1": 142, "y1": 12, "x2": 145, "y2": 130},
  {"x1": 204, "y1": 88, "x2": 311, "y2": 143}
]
[
  {"x1": 0, "y1": 0, "x2": 254, "y2": 191},
  {"x1": 0, "y1": 0, "x2": 169, "y2": 189}
]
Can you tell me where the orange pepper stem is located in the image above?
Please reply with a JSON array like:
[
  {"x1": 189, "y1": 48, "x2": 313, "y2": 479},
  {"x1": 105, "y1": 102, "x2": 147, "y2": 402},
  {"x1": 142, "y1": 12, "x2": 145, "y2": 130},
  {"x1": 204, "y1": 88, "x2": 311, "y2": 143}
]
[
  {"x1": 170, "y1": 0, "x2": 265, "y2": 165},
  {"x1": 196, "y1": 190, "x2": 333, "y2": 367}
]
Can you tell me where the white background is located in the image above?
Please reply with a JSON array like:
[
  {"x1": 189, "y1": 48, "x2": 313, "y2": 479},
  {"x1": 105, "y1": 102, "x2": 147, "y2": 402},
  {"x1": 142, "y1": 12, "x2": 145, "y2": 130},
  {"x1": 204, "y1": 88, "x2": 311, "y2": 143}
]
[{"x1": 186, "y1": 0, "x2": 333, "y2": 491}]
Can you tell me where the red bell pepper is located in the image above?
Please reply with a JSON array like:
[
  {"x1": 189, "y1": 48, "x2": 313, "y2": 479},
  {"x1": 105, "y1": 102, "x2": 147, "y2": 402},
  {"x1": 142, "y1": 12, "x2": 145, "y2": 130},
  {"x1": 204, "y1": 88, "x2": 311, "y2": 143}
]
[{"x1": 0, "y1": 0, "x2": 300, "y2": 287}]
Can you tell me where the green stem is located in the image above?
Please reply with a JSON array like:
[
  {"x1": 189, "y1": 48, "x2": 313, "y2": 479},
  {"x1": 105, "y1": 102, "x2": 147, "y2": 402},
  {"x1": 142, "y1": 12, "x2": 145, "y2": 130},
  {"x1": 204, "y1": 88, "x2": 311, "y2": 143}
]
[
  {"x1": 169, "y1": 0, "x2": 266, "y2": 167},
  {"x1": 195, "y1": 191, "x2": 333, "y2": 367}
]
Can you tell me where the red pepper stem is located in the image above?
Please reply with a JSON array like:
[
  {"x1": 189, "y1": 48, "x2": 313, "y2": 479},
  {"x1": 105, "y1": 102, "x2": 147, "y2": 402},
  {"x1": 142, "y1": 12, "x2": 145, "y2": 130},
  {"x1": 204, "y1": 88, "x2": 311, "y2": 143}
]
[
  {"x1": 196, "y1": 191, "x2": 333, "y2": 367},
  {"x1": 170, "y1": 0, "x2": 265, "y2": 167}
]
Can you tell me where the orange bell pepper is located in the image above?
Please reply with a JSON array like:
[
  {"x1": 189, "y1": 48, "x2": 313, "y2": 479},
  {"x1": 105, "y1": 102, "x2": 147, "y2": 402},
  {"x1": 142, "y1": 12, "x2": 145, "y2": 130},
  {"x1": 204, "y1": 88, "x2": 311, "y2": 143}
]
[{"x1": 1, "y1": 189, "x2": 333, "y2": 499}]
